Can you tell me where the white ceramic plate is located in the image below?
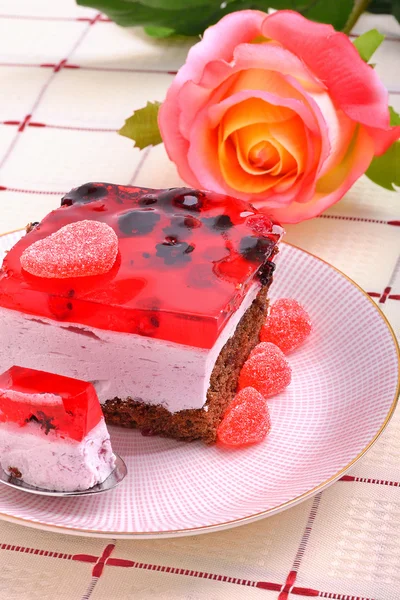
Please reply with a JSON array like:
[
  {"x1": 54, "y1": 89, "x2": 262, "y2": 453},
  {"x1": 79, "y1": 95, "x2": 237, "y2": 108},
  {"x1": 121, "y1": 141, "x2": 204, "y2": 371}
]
[{"x1": 0, "y1": 230, "x2": 398, "y2": 539}]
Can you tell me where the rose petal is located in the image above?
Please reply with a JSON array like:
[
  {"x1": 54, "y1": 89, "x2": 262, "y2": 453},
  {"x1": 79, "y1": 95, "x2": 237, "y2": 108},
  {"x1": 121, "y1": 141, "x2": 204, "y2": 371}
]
[
  {"x1": 201, "y1": 41, "x2": 324, "y2": 92},
  {"x1": 208, "y1": 88, "x2": 320, "y2": 134},
  {"x1": 262, "y1": 10, "x2": 391, "y2": 130},
  {"x1": 188, "y1": 94, "x2": 320, "y2": 205},
  {"x1": 267, "y1": 117, "x2": 307, "y2": 174},
  {"x1": 219, "y1": 97, "x2": 295, "y2": 140},
  {"x1": 267, "y1": 126, "x2": 375, "y2": 222},
  {"x1": 307, "y1": 91, "x2": 356, "y2": 177},
  {"x1": 219, "y1": 135, "x2": 279, "y2": 193},
  {"x1": 158, "y1": 10, "x2": 266, "y2": 184},
  {"x1": 184, "y1": 10, "x2": 266, "y2": 78},
  {"x1": 364, "y1": 124, "x2": 400, "y2": 155},
  {"x1": 175, "y1": 41, "x2": 324, "y2": 141},
  {"x1": 235, "y1": 127, "x2": 283, "y2": 175}
]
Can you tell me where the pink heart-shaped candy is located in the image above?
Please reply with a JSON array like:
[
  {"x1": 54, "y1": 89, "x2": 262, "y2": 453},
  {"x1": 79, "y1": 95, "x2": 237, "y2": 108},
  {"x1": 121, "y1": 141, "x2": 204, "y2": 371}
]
[{"x1": 20, "y1": 220, "x2": 118, "y2": 279}]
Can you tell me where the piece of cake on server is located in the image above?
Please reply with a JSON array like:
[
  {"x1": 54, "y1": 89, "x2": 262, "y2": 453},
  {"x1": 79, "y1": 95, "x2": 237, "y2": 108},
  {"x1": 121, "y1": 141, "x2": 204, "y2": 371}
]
[{"x1": 0, "y1": 183, "x2": 283, "y2": 444}]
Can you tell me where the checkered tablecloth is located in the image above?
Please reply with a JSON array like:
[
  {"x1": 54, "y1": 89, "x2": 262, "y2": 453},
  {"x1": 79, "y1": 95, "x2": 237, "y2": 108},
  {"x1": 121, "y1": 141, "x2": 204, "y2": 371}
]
[{"x1": 0, "y1": 2, "x2": 399, "y2": 599}]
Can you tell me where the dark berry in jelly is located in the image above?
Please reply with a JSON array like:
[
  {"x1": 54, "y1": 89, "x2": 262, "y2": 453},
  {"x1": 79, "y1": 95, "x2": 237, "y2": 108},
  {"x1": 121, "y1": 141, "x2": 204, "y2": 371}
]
[
  {"x1": 139, "y1": 194, "x2": 158, "y2": 206},
  {"x1": 183, "y1": 216, "x2": 202, "y2": 229},
  {"x1": 172, "y1": 189, "x2": 204, "y2": 212},
  {"x1": 156, "y1": 239, "x2": 195, "y2": 265},
  {"x1": 137, "y1": 314, "x2": 160, "y2": 337},
  {"x1": 259, "y1": 260, "x2": 276, "y2": 285},
  {"x1": 239, "y1": 236, "x2": 275, "y2": 262},
  {"x1": 202, "y1": 214, "x2": 233, "y2": 231},
  {"x1": 163, "y1": 215, "x2": 202, "y2": 239},
  {"x1": 61, "y1": 183, "x2": 108, "y2": 206},
  {"x1": 48, "y1": 296, "x2": 74, "y2": 320},
  {"x1": 119, "y1": 209, "x2": 160, "y2": 236}
]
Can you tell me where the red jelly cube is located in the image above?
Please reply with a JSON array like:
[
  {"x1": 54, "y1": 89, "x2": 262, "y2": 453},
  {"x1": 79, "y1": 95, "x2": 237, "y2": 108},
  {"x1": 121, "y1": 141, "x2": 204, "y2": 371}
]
[
  {"x1": 0, "y1": 184, "x2": 283, "y2": 349},
  {"x1": 0, "y1": 366, "x2": 103, "y2": 442}
]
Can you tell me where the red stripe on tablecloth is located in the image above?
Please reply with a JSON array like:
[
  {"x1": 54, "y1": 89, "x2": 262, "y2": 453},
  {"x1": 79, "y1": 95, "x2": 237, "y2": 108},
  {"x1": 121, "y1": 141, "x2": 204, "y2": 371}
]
[
  {"x1": 0, "y1": 543, "x2": 73, "y2": 559},
  {"x1": 318, "y1": 594, "x2": 374, "y2": 600},
  {"x1": 0, "y1": 62, "x2": 177, "y2": 74},
  {"x1": 278, "y1": 492, "x2": 323, "y2": 600},
  {"x1": 17, "y1": 114, "x2": 31, "y2": 132},
  {"x1": 92, "y1": 543, "x2": 115, "y2": 577},
  {"x1": 1, "y1": 120, "x2": 117, "y2": 132},
  {"x1": 0, "y1": 14, "x2": 102, "y2": 172},
  {"x1": 80, "y1": 577, "x2": 99, "y2": 600},
  {"x1": 39, "y1": 63, "x2": 80, "y2": 69},
  {"x1": 0, "y1": 15, "x2": 109, "y2": 22},
  {"x1": 78, "y1": 65, "x2": 178, "y2": 75},
  {"x1": 341, "y1": 475, "x2": 400, "y2": 487},
  {"x1": 379, "y1": 286, "x2": 392, "y2": 304},
  {"x1": 0, "y1": 187, "x2": 66, "y2": 194},
  {"x1": 368, "y1": 288, "x2": 399, "y2": 303},
  {"x1": 0, "y1": 541, "x2": 377, "y2": 599},
  {"x1": 317, "y1": 215, "x2": 400, "y2": 226},
  {"x1": 77, "y1": 542, "x2": 116, "y2": 600}
]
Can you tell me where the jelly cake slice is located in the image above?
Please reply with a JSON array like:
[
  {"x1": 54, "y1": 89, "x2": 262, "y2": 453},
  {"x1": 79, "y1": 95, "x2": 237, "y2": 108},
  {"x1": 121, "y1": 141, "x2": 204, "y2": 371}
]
[
  {"x1": 0, "y1": 183, "x2": 283, "y2": 443},
  {"x1": 0, "y1": 366, "x2": 115, "y2": 491}
]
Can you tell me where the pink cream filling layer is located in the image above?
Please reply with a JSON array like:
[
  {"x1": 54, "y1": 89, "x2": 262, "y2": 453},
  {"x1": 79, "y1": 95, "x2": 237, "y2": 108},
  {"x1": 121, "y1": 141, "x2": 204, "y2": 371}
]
[
  {"x1": 0, "y1": 419, "x2": 115, "y2": 492},
  {"x1": 0, "y1": 282, "x2": 261, "y2": 413}
]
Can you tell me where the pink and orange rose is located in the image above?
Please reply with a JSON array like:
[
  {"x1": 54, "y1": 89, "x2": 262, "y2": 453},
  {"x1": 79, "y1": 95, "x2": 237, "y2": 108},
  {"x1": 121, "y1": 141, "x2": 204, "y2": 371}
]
[{"x1": 158, "y1": 10, "x2": 399, "y2": 223}]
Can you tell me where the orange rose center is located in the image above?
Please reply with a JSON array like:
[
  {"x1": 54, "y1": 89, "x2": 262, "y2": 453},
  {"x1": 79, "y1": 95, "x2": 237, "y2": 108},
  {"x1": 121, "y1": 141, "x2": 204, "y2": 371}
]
[{"x1": 217, "y1": 95, "x2": 306, "y2": 194}]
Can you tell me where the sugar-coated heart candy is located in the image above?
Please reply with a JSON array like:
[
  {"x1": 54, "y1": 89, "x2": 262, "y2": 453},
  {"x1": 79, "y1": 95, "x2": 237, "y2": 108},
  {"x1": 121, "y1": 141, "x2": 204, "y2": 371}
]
[
  {"x1": 217, "y1": 387, "x2": 271, "y2": 447},
  {"x1": 260, "y1": 298, "x2": 311, "y2": 354},
  {"x1": 249, "y1": 342, "x2": 275, "y2": 359},
  {"x1": 20, "y1": 220, "x2": 118, "y2": 279},
  {"x1": 239, "y1": 343, "x2": 291, "y2": 398}
]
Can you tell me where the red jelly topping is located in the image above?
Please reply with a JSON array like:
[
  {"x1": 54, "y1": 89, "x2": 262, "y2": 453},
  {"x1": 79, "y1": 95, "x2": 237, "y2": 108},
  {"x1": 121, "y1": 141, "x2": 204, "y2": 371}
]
[
  {"x1": 0, "y1": 366, "x2": 103, "y2": 442},
  {"x1": 217, "y1": 387, "x2": 271, "y2": 447},
  {"x1": 0, "y1": 184, "x2": 282, "y2": 348}
]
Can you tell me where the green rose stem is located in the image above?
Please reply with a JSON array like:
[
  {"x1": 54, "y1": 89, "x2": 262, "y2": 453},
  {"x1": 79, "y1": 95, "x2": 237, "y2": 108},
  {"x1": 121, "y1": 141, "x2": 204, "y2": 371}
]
[{"x1": 343, "y1": 0, "x2": 373, "y2": 34}]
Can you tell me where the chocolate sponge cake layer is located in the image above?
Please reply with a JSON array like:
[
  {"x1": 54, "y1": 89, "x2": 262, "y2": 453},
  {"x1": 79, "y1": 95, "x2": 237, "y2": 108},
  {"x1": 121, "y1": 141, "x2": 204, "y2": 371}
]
[{"x1": 102, "y1": 285, "x2": 270, "y2": 444}]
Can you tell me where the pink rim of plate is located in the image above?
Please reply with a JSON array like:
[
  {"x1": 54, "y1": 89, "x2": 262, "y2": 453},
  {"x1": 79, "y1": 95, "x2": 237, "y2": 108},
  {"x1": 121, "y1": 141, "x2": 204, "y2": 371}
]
[{"x1": 0, "y1": 230, "x2": 398, "y2": 539}]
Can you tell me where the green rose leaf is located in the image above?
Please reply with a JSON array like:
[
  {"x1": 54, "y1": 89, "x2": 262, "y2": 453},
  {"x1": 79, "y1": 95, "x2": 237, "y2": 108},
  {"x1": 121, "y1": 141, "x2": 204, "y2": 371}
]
[
  {"x1": 365, "y1": 141, "x2": 400, "y2": 191},
  {"x1": 144, "y1": 26, "x2": 175, "y2": 37},
  {"x1": 77, "y1": 0, "x2": 356, "y2": 37},
  {"x1": 119, "y1": 101, "x2": 162, "y2": 150},
  {"x1": 353, "y1": 29, "x2": 385, "y2": 62},
  {"x1": 389, "y1": 106, "x2": 400, "y2": 126}
]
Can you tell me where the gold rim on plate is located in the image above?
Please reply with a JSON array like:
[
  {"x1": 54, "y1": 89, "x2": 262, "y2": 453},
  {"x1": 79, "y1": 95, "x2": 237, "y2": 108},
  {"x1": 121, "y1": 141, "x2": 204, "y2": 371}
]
[{"x1": 0, "y1": 229, "x2": 399, "y2": 539}]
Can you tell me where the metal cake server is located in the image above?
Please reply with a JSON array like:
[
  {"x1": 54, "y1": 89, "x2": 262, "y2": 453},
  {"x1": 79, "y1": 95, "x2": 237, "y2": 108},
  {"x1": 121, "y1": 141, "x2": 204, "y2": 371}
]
[{"x1": 0, "y1": 453, "x2": 127, "y2": 497}]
